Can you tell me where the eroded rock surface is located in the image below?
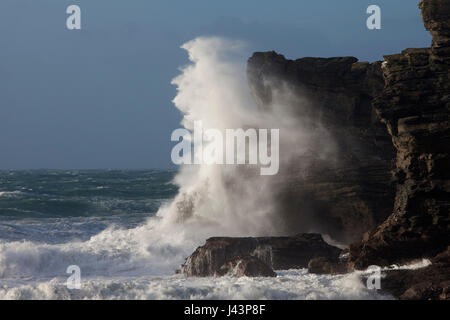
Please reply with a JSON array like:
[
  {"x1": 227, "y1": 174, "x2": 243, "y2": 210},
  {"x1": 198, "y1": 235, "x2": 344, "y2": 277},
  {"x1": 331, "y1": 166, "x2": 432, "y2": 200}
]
[
  {"x1": 181, "y1": 234, "x2": 341, "y2": 277},
  {"x1": 180, "y1": 2, "x2": 449, "y2": 296},
  {"x1": 216, "y1": 256, "x2": 277, "y2": 277},
  {"x1": 380, "y1": 247, "x2": 450, "y2": 300},
  {"x1": 307, "y1": 256, "x2": 350, "y2": 275},
  {"x1": 349, "y1": 0, "x2": 450, "y2": 269},
  {"x1": 247, "y1": 51, "x2": 395, "y2": 244}
]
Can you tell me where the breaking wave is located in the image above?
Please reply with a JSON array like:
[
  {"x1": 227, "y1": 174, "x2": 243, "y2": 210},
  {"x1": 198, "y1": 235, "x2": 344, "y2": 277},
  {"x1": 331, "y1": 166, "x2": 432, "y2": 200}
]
[{"x1": 0, "y1": 37, "x2": 399, "y2": 300}]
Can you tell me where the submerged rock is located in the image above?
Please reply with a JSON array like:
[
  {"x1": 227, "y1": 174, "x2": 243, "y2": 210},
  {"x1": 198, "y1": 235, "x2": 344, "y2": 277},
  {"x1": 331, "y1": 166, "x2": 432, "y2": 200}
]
[{"x1": 180, "y1": 233, "x2": 341, "y2": 277}]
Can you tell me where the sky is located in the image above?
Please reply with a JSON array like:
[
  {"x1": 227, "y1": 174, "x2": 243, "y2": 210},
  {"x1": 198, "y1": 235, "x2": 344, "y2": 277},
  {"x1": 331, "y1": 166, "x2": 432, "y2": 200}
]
[{"x1": 0, "y1": 0, "x2": 431, "y2": 169}]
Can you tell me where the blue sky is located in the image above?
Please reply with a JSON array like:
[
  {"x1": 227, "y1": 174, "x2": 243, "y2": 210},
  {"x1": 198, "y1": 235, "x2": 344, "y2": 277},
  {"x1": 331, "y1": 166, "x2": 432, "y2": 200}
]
[{"x1": 0, "y1": 0, "x2": 431, "y2": 169}]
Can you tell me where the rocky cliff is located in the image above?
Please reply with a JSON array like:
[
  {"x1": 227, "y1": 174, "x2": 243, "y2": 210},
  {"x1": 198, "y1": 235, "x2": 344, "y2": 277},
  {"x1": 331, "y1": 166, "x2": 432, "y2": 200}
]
[
  {"x1": 381, "y1": 246, "x2": 450, "y2": 300},
  {"x1": 246, "y1": 0, "x2": 449, "y2": 267},
  {"x1": 247, "y1": 50, "x2": 395, "y2": 244},
  {"x1": 180, "y1": 0, "x2": 449, "y2": 299},
  {"x1": 245, "y1": 0, "x2": 449, "y2": 298}
]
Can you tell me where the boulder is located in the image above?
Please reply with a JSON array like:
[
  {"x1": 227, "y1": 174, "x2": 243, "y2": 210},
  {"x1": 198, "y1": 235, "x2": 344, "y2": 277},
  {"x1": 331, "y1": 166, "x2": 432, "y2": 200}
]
[{"x1": 180, "y1": 233, "x2": 341, "y2": 277}]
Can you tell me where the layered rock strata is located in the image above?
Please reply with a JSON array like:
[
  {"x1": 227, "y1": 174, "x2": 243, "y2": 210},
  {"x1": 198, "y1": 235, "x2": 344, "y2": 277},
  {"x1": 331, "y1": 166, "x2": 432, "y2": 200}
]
[
  {"x1": 247, "y1": 52, "x2": 395, "y2": 244},
  {"x1": 349, "y1": 0, "x2": 450, "y2": 269}
]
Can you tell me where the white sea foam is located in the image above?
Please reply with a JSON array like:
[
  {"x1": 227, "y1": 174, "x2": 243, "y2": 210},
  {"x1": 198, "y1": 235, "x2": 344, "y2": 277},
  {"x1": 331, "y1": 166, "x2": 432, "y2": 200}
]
[
  {"x1": 0, "y1": 212, "x2": 431, "y2": 300},
  {"x1": 0, "y1": 217, "x2": 200, "y2": 279},
  {"x1": 0, "y1": 269, "x2": 393, "y2": 300},
  {"x1": 385, "y1": 259, "x2": 432, "y2": 271},
  {"x1": 0, "y1": 37, "x2": 417, "y2": 300},
  {"x1": 0, "y1": 191, "x2": 24, "y2": 198},
  {"x1": 162, "y1": 36, "x2": 339, "y2": 238}
]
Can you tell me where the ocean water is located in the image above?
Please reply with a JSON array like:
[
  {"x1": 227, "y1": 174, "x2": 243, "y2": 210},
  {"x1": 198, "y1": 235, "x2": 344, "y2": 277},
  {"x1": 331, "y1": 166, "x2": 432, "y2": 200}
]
[
  {"x1": 0, "y1": 169, "x2": 401, "y2": 300},
  {"x1": 0, "y1": 170, "x2": 177, "y2": 242}
]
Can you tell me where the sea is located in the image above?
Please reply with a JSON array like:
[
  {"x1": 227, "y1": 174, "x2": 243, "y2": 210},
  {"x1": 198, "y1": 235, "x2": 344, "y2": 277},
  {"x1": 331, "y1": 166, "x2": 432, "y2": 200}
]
[{"x1": 0, "y1": 169, "x2": 415, "y2": 300}]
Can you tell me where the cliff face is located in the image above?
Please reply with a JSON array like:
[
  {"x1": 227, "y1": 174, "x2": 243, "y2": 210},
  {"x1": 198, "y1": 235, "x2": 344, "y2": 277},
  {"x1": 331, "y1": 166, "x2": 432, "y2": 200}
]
[
  {"x1": 181, "y1": 0, "x2": 448, "y2": 298},
  {"x1": 349, "y1": 0, "x2": 450, "y2": 268},
  {"x1": 247, "y1": 53, "x2": 395, "y2": 244}
]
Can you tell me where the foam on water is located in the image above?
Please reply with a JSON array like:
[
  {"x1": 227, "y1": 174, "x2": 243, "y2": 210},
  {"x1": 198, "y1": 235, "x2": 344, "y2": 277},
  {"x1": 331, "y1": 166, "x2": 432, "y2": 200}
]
[
  {"x1": 0, "y1": 209, "x2": 429, "y2": 300},
  {"x1": 0, "y1": 37, "x2": 424, "y2": 300},
  {"x1": 0, "y1": 218, "x2": 191, "y2": 279},
  {"x1": 0, "y1": 269, "x2": 393, "y2": 300},
  {"x1": 0, "y1": 191, "x2": 24, "y2": 198}
]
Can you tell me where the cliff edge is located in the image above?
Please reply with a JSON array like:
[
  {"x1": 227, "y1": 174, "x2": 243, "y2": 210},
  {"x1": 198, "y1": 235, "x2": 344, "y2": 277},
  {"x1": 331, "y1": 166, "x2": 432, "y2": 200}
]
[{"x1": 349, "y1": 0, "x2": 449, "y2": 269}]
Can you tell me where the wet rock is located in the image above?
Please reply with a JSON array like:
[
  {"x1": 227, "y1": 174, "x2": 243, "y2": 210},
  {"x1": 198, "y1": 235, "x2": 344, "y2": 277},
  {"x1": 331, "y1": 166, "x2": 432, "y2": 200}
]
[
  {"x1": 181, "y1": 233, "x2": 341, "y2": 277},
  {"x1": 380, "y1": 247, "x2": 450, "y2": 300},
  {"x1": 307, "y1": 257, "x2": 350, "y2": 275},
  {"x1": 216, "y1": 256, "x2": 277, "y2": 277},
  {"x1": 349, "y1": 0, "x2": 450, "y2": 269},
  {"x1": 247, "y1": 50, "x2": 395, "y2": 244}
]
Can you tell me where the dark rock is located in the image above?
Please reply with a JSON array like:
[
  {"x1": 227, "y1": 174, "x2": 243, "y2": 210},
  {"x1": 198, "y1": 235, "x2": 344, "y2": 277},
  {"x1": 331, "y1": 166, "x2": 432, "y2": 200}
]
[
  {"x1": 307, "y1": 257, "x2": 350, "y2": 275},
  {"x1": 181, "y1": 233, "x2": 341, "y2": 277},
  {"x1": 238, "y1": 3, "x2": 449, "y2": 295},
  {"x1": 420, "y1": 0, "x2": 450, "y2": 67},
  {"x1": 349, "y1": 0, "x2": 450, "y2": 269},
  {"x1": 247, "y1": 50, "x2": 395, "y2": 244},
  {"x1": 380, "y1": 247, "x2": 450, "y2": 300},
  {"x1": 210, "y1": 0, "x2": 449, "y2": 297},
  {"x1": 216, "y1": 256, "x2": 276, "y2": 277}
]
